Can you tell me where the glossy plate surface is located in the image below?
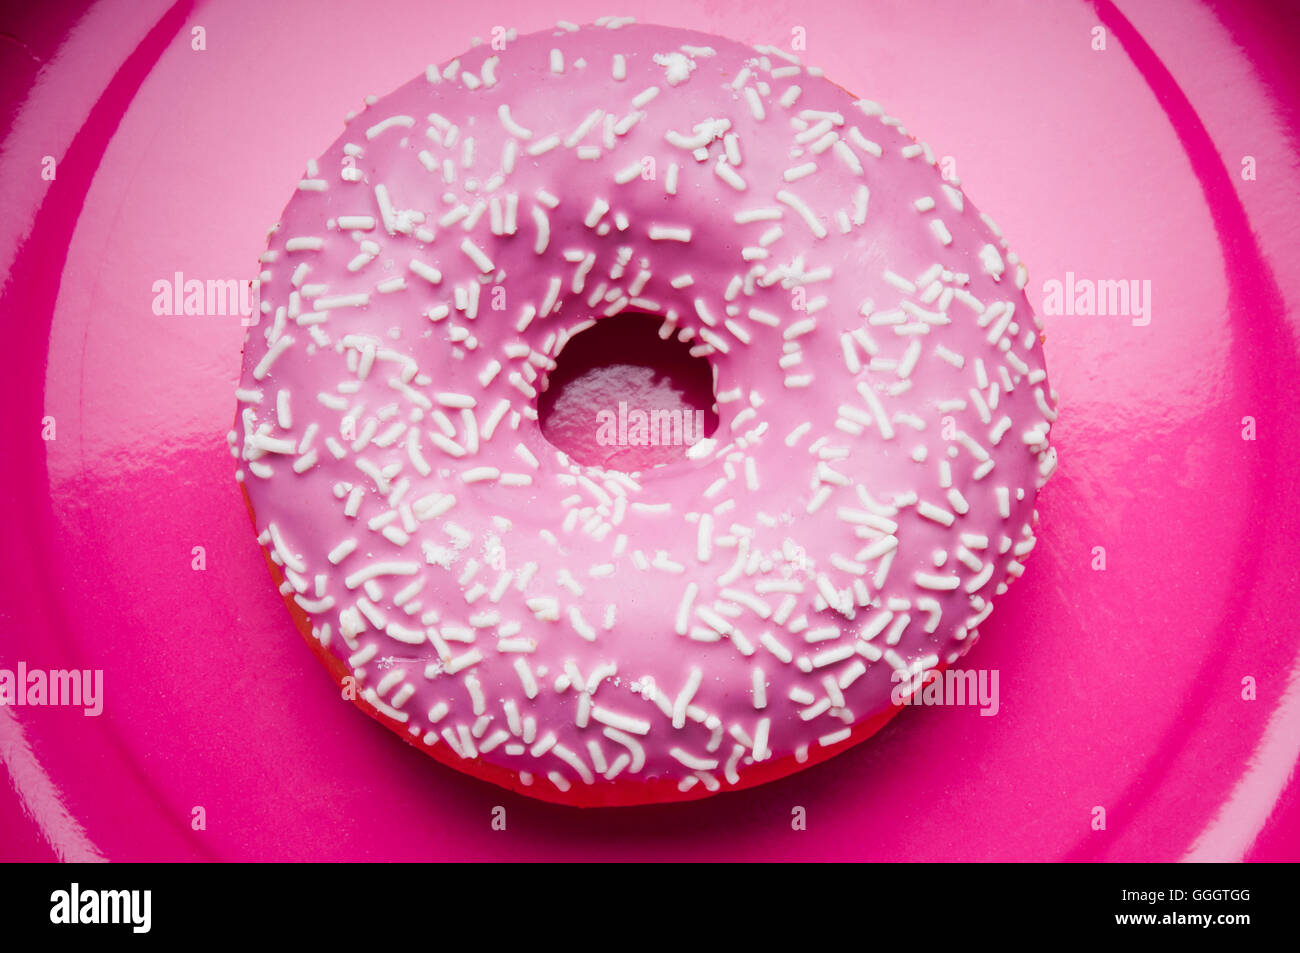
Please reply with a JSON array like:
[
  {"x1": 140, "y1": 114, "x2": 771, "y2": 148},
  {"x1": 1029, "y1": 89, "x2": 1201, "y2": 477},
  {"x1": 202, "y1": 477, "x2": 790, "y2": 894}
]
[{"x1": 2, "y1": 0, "x2": 1298, "y2": 860}]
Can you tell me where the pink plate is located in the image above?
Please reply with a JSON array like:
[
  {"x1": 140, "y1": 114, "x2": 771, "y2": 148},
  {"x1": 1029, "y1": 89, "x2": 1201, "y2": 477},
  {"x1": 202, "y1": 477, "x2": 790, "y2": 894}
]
[{"x1": 3, "y1": 0, "x2": 1299, "y2": 861}]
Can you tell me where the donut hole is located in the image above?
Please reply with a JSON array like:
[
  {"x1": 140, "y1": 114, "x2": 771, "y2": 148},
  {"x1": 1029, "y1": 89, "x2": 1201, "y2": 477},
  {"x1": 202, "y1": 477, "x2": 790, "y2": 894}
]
[{"x1": 538, "y1": 313, "x2": 719, "y2": 470}]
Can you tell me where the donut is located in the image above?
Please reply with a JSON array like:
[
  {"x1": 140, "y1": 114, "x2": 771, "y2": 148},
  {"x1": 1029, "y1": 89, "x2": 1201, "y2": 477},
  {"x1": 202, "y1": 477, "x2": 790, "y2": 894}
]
[{"x1": 232, "y1": 18, "x2": 1059, "y2": 806}]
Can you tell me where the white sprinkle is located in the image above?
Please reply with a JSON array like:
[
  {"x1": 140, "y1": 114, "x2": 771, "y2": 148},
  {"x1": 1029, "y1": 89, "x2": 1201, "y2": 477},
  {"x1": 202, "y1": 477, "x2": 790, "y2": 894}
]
[
  {"x1": 584, "y1": 197, "x2": 610, "y2": 228},
  {"x1": 672, "y1": 668, "x2": 703, "y2": 729},
  {"x1": 856, "y1": 381, "x2": 895, "y2": 439},
  {"x1": 461, "y1": 466, "x2": 499, "y2": 484},
  {"x1": 784, "y1": 162, "x2": 817, "y2": 182},
  {"x1": 852, "y1": 185, "x2": 870, "y2": 225},
  {"x1": 539, "y1": 276, "x2": 563, "y2": 317},
  {"x1": 252, "y1": 335, "x2": 294, "y2": 381},
  {"x1": 715, "y1": 161, "x2": 747, "y2": 191},
  {"x1": 522, "y1": 133, "x2": 559, "y2": 156},
  {"x1": 564, "y1": 108, "x2": 605, "y2": 149},
  {"x1": 833, "y1": 139, "x2": 863, "y2": 175},
  {"x1": 497, "y1": 104, "x2": 532, "y2": 140},
  {"x1": 344, "y1": 560, "x2": 419, "y2": 590},
  {"x1": 632, "y1": 86, "x2": 660, "y2": 109},
  {"x1": 649, "y1": 225, "x2": 692, "y2": 242},
  {"x1": 592, "y1": 707, "x2": 650, "y2": 736},
  {"x1": 670, "y1": 748, "x2": 718, "y2": 771},
  {"x1": 514, "y1": 658, "x2": 539, "y2": 699},
  {"x1": 569, "y1": 607, "x2": 598, "y2": 642},
  {"x1": 917, "y1": 500, "x2": 956, "y2": 526},
  {"x1": 365, "y1": 114, "x2": 414, "y2": 140},
  {"x1": 735, "y1": 207, "x2": 782, "y2": 224},
  {"x1": 654, "y1": 51, "x2": 696, "y2": 86},
  {"x1": 531, "y1": 206, "x2": 551, "y2": 255},
  {"x1": 849, "y1": 126, "x2": 882, "y2": 157},
  {"x1": 313, "y1": 293, "x2": 369, "y2": 310},
  {"x1": 752, "y1": 718, "x2": 771, "y2": 761},
  {"x1": 436, "y1": 392, "x2": 476, "y2": 409},
  {"x1": 327, "y1": 538, "x2": 358, "y2": 564},
  {"x1": 408, "y1": 259, "x2": 442, "y2": 285},
  {"x1": 935, "y1": 345, "x2": 965, "y2": 368},
  {"x1": 460, "y1": 238, "x2": 494, "y2": 273},
  {"x1": 979, "y1": 243, "x2": 1006, "y2": 278},
  {"x1": 883, "y1": 270, "x2": 916, "y2": 294},
  {"x1": 697, "y1": 514, "x2": 714, "y2": 562},
  {"x1": 614, "y1": 161, "x2": 644, "y2": 184},
  {"x1": 915, "y1": 572, "x2": 961, "y2": 591},
  {"x1": 776, "y1": 190, "x2": 827, "y2": 238},
  {"x1": 783, "y1": 317, "x2": 817, "y2": 340}
]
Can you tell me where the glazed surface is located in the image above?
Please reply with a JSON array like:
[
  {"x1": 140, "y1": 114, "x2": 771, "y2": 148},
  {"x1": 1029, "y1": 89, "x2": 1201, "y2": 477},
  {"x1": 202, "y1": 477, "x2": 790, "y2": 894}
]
[{"x1": 234, "y1": 18, "x2": 1058, "y2": 804}]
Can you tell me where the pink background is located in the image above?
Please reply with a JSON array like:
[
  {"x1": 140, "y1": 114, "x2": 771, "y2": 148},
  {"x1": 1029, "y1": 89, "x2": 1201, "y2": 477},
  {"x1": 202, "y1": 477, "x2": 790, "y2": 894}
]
[{"x1": 2, "y1": 0, "x2": 1299, "y2": 861}]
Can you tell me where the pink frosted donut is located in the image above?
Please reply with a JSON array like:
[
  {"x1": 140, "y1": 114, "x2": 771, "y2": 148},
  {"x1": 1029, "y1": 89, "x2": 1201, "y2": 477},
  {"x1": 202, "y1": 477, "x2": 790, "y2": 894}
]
[{"x1": 233, "y1": 18, "x2": 1059, "y2": 806}]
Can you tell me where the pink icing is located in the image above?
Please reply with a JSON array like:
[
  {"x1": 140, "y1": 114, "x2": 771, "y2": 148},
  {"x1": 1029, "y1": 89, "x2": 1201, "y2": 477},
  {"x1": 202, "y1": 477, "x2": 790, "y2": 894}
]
[{"x1": 233, "y1": 18, "x2": 1058, "y2": 805}]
